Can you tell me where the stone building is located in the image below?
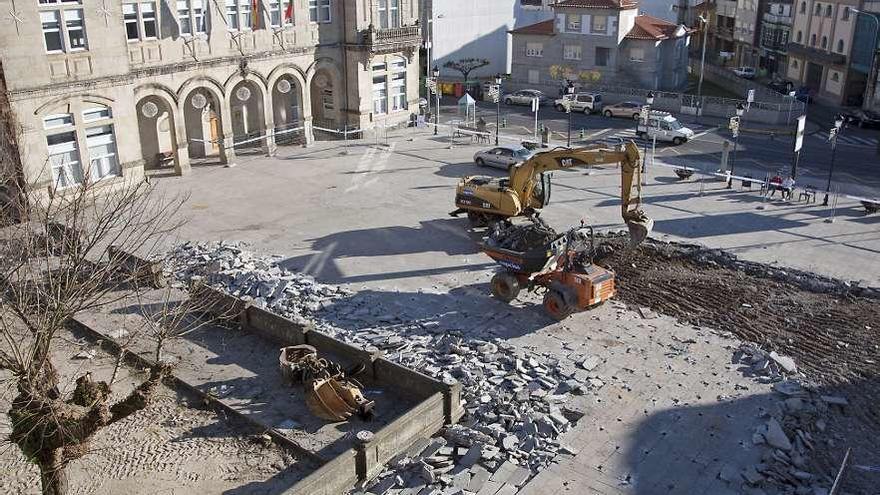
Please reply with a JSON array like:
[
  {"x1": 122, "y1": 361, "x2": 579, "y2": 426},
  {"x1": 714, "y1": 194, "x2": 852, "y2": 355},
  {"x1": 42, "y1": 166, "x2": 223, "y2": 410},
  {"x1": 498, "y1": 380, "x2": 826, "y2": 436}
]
[
  {"x1": 0, "y1": 0, "x2": 421, "y2": 195},
  {"x1": 509, "y1": 0, "x2": 691, "y2": 93}
]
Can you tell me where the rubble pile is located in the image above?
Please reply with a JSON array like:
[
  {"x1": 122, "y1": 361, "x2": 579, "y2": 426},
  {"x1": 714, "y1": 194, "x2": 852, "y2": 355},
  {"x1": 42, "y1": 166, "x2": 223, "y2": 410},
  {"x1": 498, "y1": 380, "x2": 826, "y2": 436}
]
[
  {"x1": 167, "y1": 241, "x2": 350, "y2": 319},
  {"x1": 167, "y1": 242, "x2": 586, "y2": 491},
  {"x1": 736, "y1": 378, "x2": 849, "y2": 495},
  {"x1": 734, "y1": 344, "x2": 800, "y2": 383},
  {"x1": 485, "y1": 218, "x2": 557, "y2": 252}
]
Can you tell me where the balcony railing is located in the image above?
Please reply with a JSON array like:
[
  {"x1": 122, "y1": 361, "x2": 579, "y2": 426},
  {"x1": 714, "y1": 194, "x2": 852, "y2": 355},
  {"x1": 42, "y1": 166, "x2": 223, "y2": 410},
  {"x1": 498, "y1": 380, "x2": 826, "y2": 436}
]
[{"x1": 361, "y1": 24, "x2": 421, "y2": 52}]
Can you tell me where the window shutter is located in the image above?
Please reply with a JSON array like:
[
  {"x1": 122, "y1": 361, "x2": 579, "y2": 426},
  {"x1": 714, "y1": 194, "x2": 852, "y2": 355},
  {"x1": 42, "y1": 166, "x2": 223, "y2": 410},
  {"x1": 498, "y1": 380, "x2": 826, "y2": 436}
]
[{"x1": 582, "y1": 15, "x2": 590, "y2": 34}]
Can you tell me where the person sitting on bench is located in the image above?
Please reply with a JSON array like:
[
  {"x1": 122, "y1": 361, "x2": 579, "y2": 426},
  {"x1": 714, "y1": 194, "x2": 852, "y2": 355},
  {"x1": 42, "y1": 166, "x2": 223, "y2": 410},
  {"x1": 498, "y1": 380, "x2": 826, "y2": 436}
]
[
  {"x1": 781, "y1": 176, "x2": 795, "y2": 200},
  {"x1": 768, "y1": 175, "x2": 783, "y2": 197}
]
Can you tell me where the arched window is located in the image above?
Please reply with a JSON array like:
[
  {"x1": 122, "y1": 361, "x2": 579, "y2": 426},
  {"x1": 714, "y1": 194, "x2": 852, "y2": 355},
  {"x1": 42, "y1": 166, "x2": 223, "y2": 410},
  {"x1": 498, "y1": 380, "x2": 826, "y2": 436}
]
[
  {"x1": 815, "y1": 3, "x2": 821, "y2": 15},
  {"x1": 42, "y1": 101, "x2": 119, "y2": 189},
  {"x1": 821, "y1": 35, "x2": 828, "y2": 49},
  {"x1": 837, "y1": 39, "x2": 844, "y2": 52},
  {"x1": 842, "y1": 6, "x2": 850, "y2": 20},
  {"x1": 810, "y1": 33, "x2": 816, "y2": 46},
  {"x1": 800, "y1": 1, "x2": 806, "y2": 14},
  {"x1": 372, "y1": 56, "x2": 408, "y2": 115},
  {"x1": 797, "y1": 30, "x2": 802, "y2": 43},
  {"x1": 792, "y1": 59, "x2": 799, "y2": 69},
  {"x1": 825, "y1": 5, "x2": 832, "y2": 17},
  {"x1": 831, "y1": 72, "x2": 839, "y2": 82}
]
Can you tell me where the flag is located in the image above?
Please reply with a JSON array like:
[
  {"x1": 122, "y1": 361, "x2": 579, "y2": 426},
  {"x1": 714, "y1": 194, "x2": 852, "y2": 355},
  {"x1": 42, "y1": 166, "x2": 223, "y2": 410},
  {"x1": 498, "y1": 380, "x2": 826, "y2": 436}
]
[
  {"x1": 160, "y1": 0, "x2": 181, "y2": 40},
  {"x1": 284, "y1": 0, "x2": 293, "y2": 23},
  {"x1": 251, "y1": 0, "x2": 262, "y2": 29}
]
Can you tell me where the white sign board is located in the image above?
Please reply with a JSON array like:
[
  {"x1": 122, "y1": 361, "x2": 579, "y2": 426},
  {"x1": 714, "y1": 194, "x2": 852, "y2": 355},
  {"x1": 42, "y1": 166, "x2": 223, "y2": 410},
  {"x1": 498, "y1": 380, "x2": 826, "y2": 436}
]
[
  {"x1": 531, "y1": 97, "x2": 539, "y2": 113},
  {"x1": 794, "y1": 115, "x2": 806, "y2": 152},
  {"x1": 747, "y1": 89, "x2": 755, "y2": 103}
]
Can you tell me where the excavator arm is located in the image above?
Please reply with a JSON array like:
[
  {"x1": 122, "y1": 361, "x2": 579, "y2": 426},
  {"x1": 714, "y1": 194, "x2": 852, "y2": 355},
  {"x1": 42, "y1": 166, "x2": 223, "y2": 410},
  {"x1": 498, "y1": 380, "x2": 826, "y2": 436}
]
[{"x1": 509, "y1": 141, "x2": 654, "y2": 246}]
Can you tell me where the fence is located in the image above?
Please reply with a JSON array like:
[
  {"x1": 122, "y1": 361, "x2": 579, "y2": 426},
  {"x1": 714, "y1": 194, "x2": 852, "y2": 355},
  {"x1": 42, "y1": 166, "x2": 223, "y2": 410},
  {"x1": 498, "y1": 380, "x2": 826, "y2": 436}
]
[{"x1": 504, "y1": 76, "x2": 804, "y2": 125}]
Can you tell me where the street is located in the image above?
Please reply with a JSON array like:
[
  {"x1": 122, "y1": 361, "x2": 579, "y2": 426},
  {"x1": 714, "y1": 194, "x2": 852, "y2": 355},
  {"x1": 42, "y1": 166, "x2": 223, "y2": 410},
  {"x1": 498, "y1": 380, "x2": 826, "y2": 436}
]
[{"x1": 435, "y1": 98, "x2": 880, "y2": 200}]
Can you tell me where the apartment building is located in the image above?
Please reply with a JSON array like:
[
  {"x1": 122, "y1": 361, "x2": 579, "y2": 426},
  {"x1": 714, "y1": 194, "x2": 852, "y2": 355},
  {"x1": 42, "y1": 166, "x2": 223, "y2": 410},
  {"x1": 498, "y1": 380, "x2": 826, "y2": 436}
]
[
  {"x1": 0, "y1": 0, "x2": 421, "y2": 195},
  {"x1": 509, "y1": 0, "x2": 691, "y2": 92},
  {"x1": 786, "y1": 0, "x2": 861, "y2": 105},
  {"x1": 759, "y1": 0, "x2": 793, "y2": 78}
]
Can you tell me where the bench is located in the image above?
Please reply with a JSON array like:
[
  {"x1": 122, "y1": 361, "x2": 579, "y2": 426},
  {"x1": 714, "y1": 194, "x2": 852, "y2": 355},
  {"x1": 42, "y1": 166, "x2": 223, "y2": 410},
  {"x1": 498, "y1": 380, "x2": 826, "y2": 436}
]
[
  {"x1": 862, "y1": 200, "x2": 879, "y2": 214},
  {"x1": 454, "y1": 125, "x2": 490, "y2": 144},
  {"x1": 674, "y1": 168, "x2": 694, "y2": 180},
  {"x1": 798, "y1": 187, "x2": 817, "y2": 204}
]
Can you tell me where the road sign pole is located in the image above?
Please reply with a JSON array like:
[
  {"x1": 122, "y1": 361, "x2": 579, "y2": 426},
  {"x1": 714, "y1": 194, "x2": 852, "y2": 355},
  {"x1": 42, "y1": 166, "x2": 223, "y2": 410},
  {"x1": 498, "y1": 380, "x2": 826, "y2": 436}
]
[{"x1": 533, "y1": 97, "x2": 539, "y2": 142}]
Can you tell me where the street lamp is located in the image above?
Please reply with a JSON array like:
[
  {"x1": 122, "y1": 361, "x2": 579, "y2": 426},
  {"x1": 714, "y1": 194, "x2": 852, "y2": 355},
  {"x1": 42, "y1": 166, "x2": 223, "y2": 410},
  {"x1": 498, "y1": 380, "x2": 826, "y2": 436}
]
[
  {"x1": 432, "y1": 66, "x2": 440, "y2": 136},
  {"x1": 822, "y1": 114, "x2": 845, "y2": 206},
  {"x1": 696, "y1": 14, "x2": 709, "y2": 123},
  {"x1": 565, "y1": 80, "x2": 575, "y2": 147},
  {"x1": 727, "y1": 102, "x2": 745, "y2": 188},
  {"x1": 641, "y1": 91, "x2": 655, "y2": 178},
  {"x1": 494, "y1": 73, "x2": 502, "y2": 145}
]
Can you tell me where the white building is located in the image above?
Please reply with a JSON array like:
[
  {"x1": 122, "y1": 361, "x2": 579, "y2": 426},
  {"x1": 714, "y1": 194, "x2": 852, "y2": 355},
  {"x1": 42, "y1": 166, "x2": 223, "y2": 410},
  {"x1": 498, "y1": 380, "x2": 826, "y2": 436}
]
[{"x1": 422, "y1": 0, "x2": 554, "y2": 78}]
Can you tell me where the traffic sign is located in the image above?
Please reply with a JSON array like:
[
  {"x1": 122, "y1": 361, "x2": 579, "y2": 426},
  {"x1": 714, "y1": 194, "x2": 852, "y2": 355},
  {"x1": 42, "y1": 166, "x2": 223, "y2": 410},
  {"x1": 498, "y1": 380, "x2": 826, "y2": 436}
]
[
  {"x1": 531, "y1": 97, "x2": 539, "y2": 113},
  {"x1": 747, "y1": 89, "x2": 755, "y2": 103},
  {"x1": 640, "y1": 105, "x2": 650, "y2": 123},
  {"x1": 794, "y1": 115, "x2": 806, "y2": 152}
]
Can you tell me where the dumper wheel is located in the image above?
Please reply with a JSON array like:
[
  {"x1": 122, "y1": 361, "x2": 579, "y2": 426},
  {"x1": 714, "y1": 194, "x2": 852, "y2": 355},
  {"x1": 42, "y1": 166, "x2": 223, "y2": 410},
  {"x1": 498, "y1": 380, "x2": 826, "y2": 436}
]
[
  {"x1": 543, "y1": 290, "x2": 573, "y2": 321},
  {"x1": 491, "y1": 272, "x2": 521, "y2": 303}
]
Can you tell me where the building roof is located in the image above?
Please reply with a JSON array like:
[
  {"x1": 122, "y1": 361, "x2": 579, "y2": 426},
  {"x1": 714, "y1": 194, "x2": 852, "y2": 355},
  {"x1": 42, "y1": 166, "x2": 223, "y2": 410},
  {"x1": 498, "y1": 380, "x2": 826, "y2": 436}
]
[
  {"x1": 553, "y1": 0, "x2": 638, "y2": 9},
  {"x1": 509, "y1": 19, "x2": 555, "y2": 36},
  {"x1": 625, "y1": 15, "x2": 690, "y2": 41}
]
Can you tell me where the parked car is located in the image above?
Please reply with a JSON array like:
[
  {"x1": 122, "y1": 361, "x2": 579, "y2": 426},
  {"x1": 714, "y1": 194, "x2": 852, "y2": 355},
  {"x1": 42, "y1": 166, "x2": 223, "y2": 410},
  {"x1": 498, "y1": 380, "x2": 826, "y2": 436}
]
[
  {"x1": 602, "y1": 101, "x2": 642, "y2": 120},
  {"x1": 636, "y1": 113, "x2": 694, "y2": 145},
  {"x1": 554, "y1": 92, "x2": 603, "y2": 114},
  {"x1": 503, "y1": 90, "x2": 549, "y2": 106},
  {"x1": 732, "y1": 67, "x2": 757, "y2": 79},
  {"x1": 473, "y1": 145, "x2": 533, "y2": 170},
  {"x1": 768, "y1": 79, "x2": 794, "y2": 94},
  {"x1": 843, "y1": 109, "x2": 880, "y2": 128}
]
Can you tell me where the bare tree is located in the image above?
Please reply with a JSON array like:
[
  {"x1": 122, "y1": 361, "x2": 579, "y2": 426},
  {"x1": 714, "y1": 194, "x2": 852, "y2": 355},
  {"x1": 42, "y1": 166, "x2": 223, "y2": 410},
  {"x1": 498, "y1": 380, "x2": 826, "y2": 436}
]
[
  {"x1": 0, "y1": 153, "x2": 192, "y2": 494},
  {"x1": 443, "y1": 58, "x2": 491, "y2": 83}
]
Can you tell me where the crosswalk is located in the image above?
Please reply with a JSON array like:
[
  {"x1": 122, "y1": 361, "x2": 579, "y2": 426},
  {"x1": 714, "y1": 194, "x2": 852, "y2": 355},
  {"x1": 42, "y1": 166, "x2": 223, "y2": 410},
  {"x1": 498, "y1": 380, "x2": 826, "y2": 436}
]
[{"x1": 814, "y1": 131, "x2": 878, "y2": 148}]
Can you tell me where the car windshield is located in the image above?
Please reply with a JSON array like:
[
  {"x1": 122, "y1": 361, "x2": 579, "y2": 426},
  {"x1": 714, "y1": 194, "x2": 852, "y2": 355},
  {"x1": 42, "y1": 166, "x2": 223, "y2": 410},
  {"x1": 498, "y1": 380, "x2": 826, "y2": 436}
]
[
  {"x1": 667, "y1": 119, "x2": 683, "y2": 130},
  {"x1": 514, "y1": 148, "x2": 532, "y2": 158}
]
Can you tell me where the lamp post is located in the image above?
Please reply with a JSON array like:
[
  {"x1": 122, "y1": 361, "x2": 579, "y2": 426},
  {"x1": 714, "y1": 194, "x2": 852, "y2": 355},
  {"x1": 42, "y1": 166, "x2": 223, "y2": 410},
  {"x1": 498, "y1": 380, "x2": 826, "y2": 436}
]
[
  {"x1": 822, "y1": 114, "x2": 844, "y2": 206},
  {"x1": 432, "y1": 66, "x2": 440, "y2": 136},
  {"x1": 727, "y1": 102, "x2": 745, "y2": 188},
  {"x1": 696, "y1": 14, "x2": 709, "y2": 123},
  {"x1": 852, "y1": 9, "x2": 880, "y2": 111},
  {"x1": 494, "y1": 73, "x2": 502, "y2": 145},
  {"x1": 641, "y1": 91, "x2": 655, "y2": 179},
  {"x1": 565, "y1": 80, "x2": 575, "y2": 147}
]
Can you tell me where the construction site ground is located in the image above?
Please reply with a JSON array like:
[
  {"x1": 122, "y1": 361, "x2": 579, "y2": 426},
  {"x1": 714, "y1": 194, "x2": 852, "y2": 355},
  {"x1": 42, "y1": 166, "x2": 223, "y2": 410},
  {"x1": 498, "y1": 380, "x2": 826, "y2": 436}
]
[{"x1": 2, "y1": 130, "x2": 878, "y2": 494}]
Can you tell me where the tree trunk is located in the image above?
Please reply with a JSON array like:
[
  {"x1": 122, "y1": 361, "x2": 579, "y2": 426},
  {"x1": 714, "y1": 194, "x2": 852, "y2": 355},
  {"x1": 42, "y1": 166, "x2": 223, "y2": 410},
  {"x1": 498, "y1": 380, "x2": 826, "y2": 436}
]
[{"x1": 38, "y1": 449, "x2": 68, "y2": 495}]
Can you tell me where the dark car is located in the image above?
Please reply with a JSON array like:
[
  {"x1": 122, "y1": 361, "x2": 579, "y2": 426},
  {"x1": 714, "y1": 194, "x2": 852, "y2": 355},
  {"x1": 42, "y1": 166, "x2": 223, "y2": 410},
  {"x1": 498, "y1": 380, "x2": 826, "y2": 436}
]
[
  {"x1": 768, "y1": 79, "x2": 794, "y2": 94},
  {"x1": 844, "y1": 109, "x2": 880, "y2": 128}
]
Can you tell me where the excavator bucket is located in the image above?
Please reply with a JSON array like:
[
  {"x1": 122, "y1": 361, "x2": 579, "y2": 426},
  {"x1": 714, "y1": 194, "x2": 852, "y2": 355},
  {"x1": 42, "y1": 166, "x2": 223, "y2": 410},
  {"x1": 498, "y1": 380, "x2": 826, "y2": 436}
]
[
  {"x1": 625, "y1": 214, "x2": 654, "y2": 248},
  {"x1": 305, "y1": 377, "x2": 356, "y2": 422}
]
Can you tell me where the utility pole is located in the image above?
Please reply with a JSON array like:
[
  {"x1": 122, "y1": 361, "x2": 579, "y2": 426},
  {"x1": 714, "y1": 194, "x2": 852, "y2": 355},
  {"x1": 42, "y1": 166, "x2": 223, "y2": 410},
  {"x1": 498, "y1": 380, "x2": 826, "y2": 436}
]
[
  {"x1": 493, "y1": 74, "x2": 502, "y2": 145},
  {"x1": 565, "y1": 80, "x2": 575, "y2": 147},
  {"x1": 696, "y1": 14, "x2": 709, "y2": 123},
  {"x1": 727, "y1": 103, "x2": 745, "y2": 188},
  {"x1": 823, "y1": 115, "x2": 844, "y2": 206}
]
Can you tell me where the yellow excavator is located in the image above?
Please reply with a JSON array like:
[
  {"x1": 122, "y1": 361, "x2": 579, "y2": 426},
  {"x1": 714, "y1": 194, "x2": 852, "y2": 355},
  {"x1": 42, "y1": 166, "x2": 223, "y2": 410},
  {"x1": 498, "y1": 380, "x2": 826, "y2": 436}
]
[{"x1": 449, "y1": 141, "x2": 653, "y2": 246}]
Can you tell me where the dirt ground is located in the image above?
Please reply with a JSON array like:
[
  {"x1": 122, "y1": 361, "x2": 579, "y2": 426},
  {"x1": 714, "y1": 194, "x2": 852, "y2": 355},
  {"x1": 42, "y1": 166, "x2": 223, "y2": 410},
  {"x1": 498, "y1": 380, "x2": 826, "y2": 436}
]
[
  {"x1": 599, "y1": 235, "x2": 880, "y2": 491},
  {"x1": 0, "y1": 326, "x2": 307, "y2": 495}
]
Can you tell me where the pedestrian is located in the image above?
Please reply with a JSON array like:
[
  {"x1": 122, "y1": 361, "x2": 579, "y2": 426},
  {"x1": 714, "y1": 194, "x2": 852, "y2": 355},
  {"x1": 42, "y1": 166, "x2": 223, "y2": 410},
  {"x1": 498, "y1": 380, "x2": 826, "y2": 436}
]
[
  {"x1": 768, "y1": 174, "x2": 783, "y2": 198},
  {"x1": 782, "y1": 176, "x2": 795, "y2": 200}
]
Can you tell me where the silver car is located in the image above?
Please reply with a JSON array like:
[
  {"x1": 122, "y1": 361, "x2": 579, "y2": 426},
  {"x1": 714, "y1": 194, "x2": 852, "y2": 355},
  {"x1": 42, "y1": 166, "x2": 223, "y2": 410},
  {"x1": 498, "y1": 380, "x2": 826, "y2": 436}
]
[
  {"x1": 473, "y1": 145, "x2": 533, "y2": 170},
  {"x1": 503, "y1": 90, "x2": 549, "y2": 107}
]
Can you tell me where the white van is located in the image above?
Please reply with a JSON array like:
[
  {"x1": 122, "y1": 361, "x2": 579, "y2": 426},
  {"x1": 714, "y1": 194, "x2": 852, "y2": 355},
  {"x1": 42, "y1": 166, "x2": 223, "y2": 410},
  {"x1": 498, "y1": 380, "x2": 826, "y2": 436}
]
[
  {"x1": 636, "y1": 113, "x2": 694, "y2": 145},
  {"x1": 554, "y1": 93, "x2": 603, "y2": 114}
]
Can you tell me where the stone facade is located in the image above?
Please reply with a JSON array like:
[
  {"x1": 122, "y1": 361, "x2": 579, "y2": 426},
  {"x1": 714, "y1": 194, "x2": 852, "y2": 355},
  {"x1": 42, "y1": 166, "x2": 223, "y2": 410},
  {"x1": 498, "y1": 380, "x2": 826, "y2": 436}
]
[
  {"x1": 0, "y1": 0, "x2": 420, "y2": 196},
  {"x1": 509, "y1": 0, "x2": 690, "y2": 93}
]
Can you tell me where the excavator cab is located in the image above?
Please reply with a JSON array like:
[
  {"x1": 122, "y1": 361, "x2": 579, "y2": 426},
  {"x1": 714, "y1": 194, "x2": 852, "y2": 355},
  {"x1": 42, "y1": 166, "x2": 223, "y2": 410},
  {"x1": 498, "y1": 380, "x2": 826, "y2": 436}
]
[{"x1": 532, "y1": 173, "x2": 552, "y2": 208}]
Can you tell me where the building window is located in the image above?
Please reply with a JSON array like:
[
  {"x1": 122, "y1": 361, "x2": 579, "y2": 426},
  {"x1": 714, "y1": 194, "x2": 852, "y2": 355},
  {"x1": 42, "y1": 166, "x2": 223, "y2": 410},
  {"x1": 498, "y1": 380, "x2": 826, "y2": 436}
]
[
  {"x1": 526, "y1": 42, "x2": 543, "y2": 57},
  {"x1": 269, "y1": 0, "x2": 293, "y2": 27},
  {"x1": 566, "y1": 14, "x2": 580, "y2": 32},
  {"x1": 391, "y1": 73, "x2": 407, "y2": 111},
  {"x1": 528, "y1": 69, "x2": 539, "y2": 84},
  {"x1": 814, "y1": 3, "x2": 821, "y2": 15},
  {"x1": 225, "y1": 0, "x2": 253, "y2": 30},
  {"x1": 595, "y1": 46, "x2": 609, "y2": 67},
  {"x1": 82, "y1": 105, "x2": 112, "y2": 122},
  {"x1": 178, "y1": 0, "x2": 207, "y2": 35},
  {"x1": 830, "y1": 71, "x2": 839, "y2": 82},
  {"x1": 372, "y1": 57, "x2": 407, "y2": 115},
  {"x1": 821, "y1": 35, "x2": 827, "y2": 49},
  {"x1": 810, "y1": 33, "x2": 816, "y2": 46},
  {"x1": 564, "y1": 44, "x2": 581, "y2": 60},
  {"x1": 791, "y1": 59, "x2": 798, "y2": 69},
  {"x1": 825, "y1": 5, "x2": 832, "y2": 17},
  {"x1": 842, "y1": 7, "x2": 850, "y2": 21},
  {"x1": 373, "y1": 75, "x2": 387, "y2": 115},
  {"x1": 41, "y1": 8, "x2": 87, "y2": 53},
  {"x1": 44, "y1": 114, "x2": 83, "y2": 189},
  {"x1": 629, "y1": 47, "x2": 644, "y2": 62},
  {"x1": 309, "y1": 0, "x2": 331, "y2": 23},
  {"x1": 836, "y1": 39, "x2": 843, "y2": 52},
  {"x1": 799, "y1": 1, "x2": 805, "y2": 14},
  {"x1": 378, "y1": 0, "x2": 399, "y2": 29},
  {"x1": 85, "y1": 125, "x2": 120, "y2": 182},
  {"x1": 123, "y1": 2, "x2": 157, "y2": 40},
  {"x1": 591, "y1": 15, "x2": 606, "y2": 34},
  {"x1": 38, "y1": 0, "x2": 83, "y2": 3},
  {"x1": 796, "y1": 30, "x2": 802, "y2": 43}
]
